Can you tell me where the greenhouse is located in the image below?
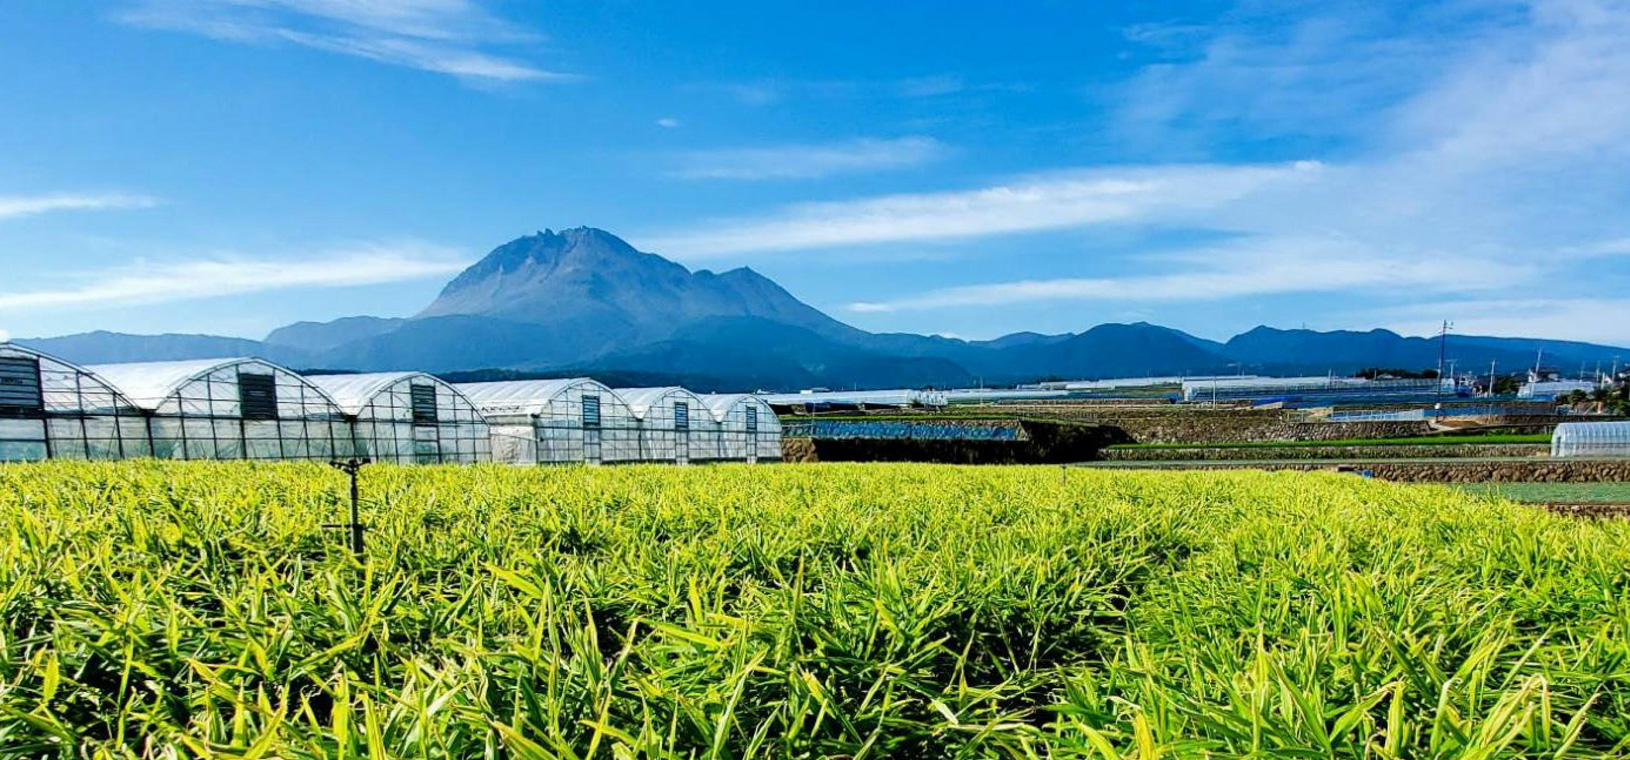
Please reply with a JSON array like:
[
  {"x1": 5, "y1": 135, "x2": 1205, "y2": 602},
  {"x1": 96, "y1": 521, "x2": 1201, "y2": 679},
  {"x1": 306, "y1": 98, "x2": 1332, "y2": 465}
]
[
  {"x1": 307, "y1": 372, "x2": 491, "y2": 464},
  {"x1": 698, "y1": 393, "x2": 782, "y2": 463},
  {"x1": 86, "y1": 358, "x2": 353, "y2": 461},
  {"x1": 1551, "y1": 421, "x2": 1630, "y2": 458},
  {"x1": 619, "y1": 387, "x2": 719, "y2": 464},
  {"x1": 457, "y1": 378, "x2": 640, "y2": 465},
  {"x1": 0, "y1": 343, "x2": 152, "y2": 462}
]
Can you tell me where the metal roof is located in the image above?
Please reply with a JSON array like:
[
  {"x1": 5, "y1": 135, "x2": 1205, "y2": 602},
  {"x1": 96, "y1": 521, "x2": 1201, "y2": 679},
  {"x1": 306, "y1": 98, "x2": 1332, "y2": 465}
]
[
  {"x1": 457, "y1": 378, "x2": 618, "y2": 417},
  {"x1": 83, "y1": 358, "x2": 266, "y2": 410}
]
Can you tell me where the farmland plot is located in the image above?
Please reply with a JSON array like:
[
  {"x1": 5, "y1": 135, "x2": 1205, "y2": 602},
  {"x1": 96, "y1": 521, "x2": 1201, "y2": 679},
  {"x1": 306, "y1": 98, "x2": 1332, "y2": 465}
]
[{"x1": 1, "y1": 462, "x2": 1627, "y2": 758}]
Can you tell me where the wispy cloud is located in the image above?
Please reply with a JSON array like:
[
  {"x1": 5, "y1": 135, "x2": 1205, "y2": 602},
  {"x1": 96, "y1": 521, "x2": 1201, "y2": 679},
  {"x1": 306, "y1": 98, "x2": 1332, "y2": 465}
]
[
  {"x1": 0, "y1": 193, "x2": 158, "y2": 220},
  {"x1": 653, "y1": 0, "x2": 1630, "y2": 335},
  {"x1": 644, "y1": 161, "x2": 1320, "y2": 256},
  {"x1": 0, "y1": 242, "x2": 470, "y2": 312},
  {"x1": 115, "y1": 0, "x2": 570, "y2": 82},
  {"x1": 1382, "y1": 297, "x2": 1630, "y2": 348},
  {"x1": 848, "y1": 238, "x2": 1531, "y2": 312},
  {"x1": 669, "y1": 137, "x2": 947, "y2": 181}
]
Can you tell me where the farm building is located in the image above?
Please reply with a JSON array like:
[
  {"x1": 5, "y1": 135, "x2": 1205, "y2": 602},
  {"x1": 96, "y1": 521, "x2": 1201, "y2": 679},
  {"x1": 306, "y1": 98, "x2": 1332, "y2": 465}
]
[
  {"x1": 619, "y1": 387, "x2": 719, "y2": 464},
  {"x1": 458, "y1": 378, "x2": 640, "y2": 464},
  {"x1": 0, "y1": 343, "x2": 152, "y2": 462},
  {"x1": 1551, "y1": 421, "x2": 1630, "y2": 458},
  {"x1": 307, "y1": 372, "x2": 490, "y2": 464},
  {"x1": 697, "y1": 394, "x2": 783, "y2": 462},
  {"x1": 86, "y1": 358, "x2": 353, "y2": 461}
]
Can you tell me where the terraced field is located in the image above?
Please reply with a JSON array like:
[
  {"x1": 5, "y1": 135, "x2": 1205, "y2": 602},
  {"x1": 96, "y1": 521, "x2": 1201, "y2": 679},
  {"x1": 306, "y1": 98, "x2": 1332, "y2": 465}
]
[{"x1": 2, "y1": 462, "x2": 1627, "y2": 758}]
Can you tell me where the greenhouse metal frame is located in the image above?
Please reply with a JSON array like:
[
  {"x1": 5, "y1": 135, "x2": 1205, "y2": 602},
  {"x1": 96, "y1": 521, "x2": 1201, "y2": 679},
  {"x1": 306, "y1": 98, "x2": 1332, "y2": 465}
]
[
  {"x1": 619, "y1": 387, "x2": 719, "y2": 464},
  {"x1": 86, "y1": 358, "x2": 353, "y2": 461},
  {"x1": 1551, "y1": 421, "x2": 1630, "y2": 458},
  {"x1": 698, "y1": 393, "x2": 782, "y2": 463},
  {"x1": 458, "y1": 378, "x2": 641, "y2": 465},
  {"x1": 308, "y1": 372, "x2": 491, "y2": 464},
  {"x1": 0, "y1": 343, "x2": 152, "y2": 462}
]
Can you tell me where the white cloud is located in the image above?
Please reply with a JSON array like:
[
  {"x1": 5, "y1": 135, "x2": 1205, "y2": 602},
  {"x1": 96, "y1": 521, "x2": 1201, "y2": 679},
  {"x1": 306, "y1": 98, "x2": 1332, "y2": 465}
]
[
  {"x1": 115, "y1": 0, "x2": 569, "y2": 82},
  {"x1": 0, "y1": 193, "x2": 158, "y2": 220},
  {"x1": 1381, "y1": 298, "x2": 1630, "y2": 347},
  {"x1": 645, "y1": 161, "x2": 1321, "y2": 256},
  {"x1": 669, "y1": 137, "x2": 947, "y2": 181},
  {"x1": 848, "y1": 238, "x2": 1532, "y2": 312},
  {"x1": 0, "y1": 328, "x2": 10, "y2": 342},
  {"x1": 651, "y1": 0, "x2": 1630, "y2": 332},
  {"x1": 0, "y1": 242, "x2": 470, "y2": 313},
  {"x1": 655, "y1": 117, "x2": 681, "y2": 129}
]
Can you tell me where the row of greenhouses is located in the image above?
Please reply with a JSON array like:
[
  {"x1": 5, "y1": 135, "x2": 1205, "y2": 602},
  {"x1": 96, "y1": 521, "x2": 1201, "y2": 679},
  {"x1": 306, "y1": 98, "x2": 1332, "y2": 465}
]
[{"x1": 0, "y1": 343, "x2": 781, "y2": 465}]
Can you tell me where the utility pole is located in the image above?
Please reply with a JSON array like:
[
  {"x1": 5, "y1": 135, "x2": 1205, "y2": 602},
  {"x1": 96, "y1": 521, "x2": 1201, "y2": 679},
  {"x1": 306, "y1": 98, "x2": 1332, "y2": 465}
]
[
  {"x1": 1435, "y1": 321, "x2": 1453, "y2": 416},
  {"x1": 325, "y1": 457, "x2": 371, "y2": 556},
  {"x1": 1488, "y1": 359, "x2": 1498, "y2": 398}
]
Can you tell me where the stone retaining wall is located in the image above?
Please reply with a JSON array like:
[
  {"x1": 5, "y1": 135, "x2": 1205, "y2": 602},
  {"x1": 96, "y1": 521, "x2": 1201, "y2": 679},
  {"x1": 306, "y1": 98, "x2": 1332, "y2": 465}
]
[{"x1": 1103, "y1": 444, "x2": 1550, "y2": 461}]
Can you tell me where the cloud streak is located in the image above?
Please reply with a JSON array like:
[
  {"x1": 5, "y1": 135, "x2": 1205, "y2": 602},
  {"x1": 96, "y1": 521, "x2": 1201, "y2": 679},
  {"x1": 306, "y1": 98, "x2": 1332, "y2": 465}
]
[
  {"x1": 669, "y1": 137, "x2": 947, "y2": 180},
  {"x1": 0, "y1": 193, "x2": 158, "y2": 220},
  {"x1": 116, "y1": 0, "x2": 569, "y2": 82},
  {"x1": 848, "y1": 238, "x2": 1532, "y2": 312},
  {"x1": 0, "y1": 243, "x2": 470, "y2": 312},
  {"x1": 645, "y1": 161, "x2": 1321, "y2": 256}
]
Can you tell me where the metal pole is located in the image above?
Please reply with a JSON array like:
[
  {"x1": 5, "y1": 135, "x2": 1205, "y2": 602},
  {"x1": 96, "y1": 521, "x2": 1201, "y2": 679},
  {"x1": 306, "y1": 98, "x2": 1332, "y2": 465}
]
[{"x1": 325, "y1": 457, "x2": 370, "y2": 557}]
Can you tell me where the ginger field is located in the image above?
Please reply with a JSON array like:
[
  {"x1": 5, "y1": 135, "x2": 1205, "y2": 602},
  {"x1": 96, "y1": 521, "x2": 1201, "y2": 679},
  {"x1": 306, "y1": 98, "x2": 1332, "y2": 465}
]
[{"x1": 2, "y1": 462, "x2": 1628, "y2": 758}]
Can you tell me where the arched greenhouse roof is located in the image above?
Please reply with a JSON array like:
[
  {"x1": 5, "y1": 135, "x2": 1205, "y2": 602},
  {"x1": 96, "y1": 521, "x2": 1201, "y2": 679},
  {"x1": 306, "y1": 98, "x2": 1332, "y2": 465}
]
[
  {"x1": 306, "y1": 372, "x2": 480, "y2": 417},
  {"x1": 1, "y1": 342, "x2": 143, "y2": 412},
  {"x1": 456, "y1": 378, "x2": 623, "y2": 417},
  {"x1": 615, "y1": 386, "x2": 708, "y2": 419},
  {"x1": 85, "y1": 357, "x2": 339, "y2": 411},
  {"x1": 695, "y1": 393, "x2": 775, "y2": 423}
]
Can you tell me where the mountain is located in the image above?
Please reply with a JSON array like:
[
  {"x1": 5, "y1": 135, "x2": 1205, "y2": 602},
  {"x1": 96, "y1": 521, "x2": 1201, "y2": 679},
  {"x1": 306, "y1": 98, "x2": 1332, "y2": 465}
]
[
  {"x1": 12, "y1": 227, "x2": 1629, "y2": 389},
  {"x1": 419, "y1": 227, "x2": 856, "y2": 348},
  {"x1": 15, "y1": 331, "x2": 281, "y2": 365},
  {"x1": 1223, "y1": 326, "x2": 1625, "y2": 376},
  {"x1": 264, "y1": 316, "x2": 405, "y2": 353}
]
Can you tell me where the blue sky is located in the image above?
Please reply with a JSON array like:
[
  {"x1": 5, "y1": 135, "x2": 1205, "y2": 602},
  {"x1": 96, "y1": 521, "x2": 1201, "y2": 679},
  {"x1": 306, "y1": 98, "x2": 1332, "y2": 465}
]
[{"x1": 3, "y1": 0, "x2": 1629, "y2": 345}]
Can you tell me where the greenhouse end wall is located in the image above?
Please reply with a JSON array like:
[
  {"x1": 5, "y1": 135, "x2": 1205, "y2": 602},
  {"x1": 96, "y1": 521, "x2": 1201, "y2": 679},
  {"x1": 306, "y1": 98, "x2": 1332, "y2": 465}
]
[
  {"x1": 89, "y1": 359, "x2": 355, "y2": 462},
  {"x1": 2, "y1": 344, "x2": 152, "y2": 462}
]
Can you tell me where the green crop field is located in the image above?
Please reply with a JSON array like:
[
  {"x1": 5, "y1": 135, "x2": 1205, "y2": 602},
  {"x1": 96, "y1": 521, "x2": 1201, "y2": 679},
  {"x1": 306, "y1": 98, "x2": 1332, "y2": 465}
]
[
  {"x1": 1109, "y1": 432, "x2": 1554, "y2": 450},
  {"x1": 1459, "y1": 482, "x2": 1630, "y2": 505},
  {"x1": 2, "y1": 462, "x2": 1628, "y2": 758}
]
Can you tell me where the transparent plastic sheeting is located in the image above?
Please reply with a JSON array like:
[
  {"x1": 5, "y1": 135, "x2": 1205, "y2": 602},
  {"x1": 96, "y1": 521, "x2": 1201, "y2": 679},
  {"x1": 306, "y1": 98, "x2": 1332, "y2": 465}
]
[
  {"x1": 0, "y1": 343, "x2": 152, "y2": 461},
  {"x1": 85, "y1": 358, "x2": 354, "y2": 462},
  {"x1": 3, "y1": 343, "x2": 782, "y2": 465},
  {"x1": 307, "y1": 372, "x2": 490, "y2": 464},
  {"x1": 1551, "y1": 421, "x2": 1630, "y2": 457},
  {"x1": 617, "y1": 387, "x2": 721, "y2": 464},
  {"x1": 697, "y1": 393, "x2": 783, "y2": 463},
  {"x1": 457, "y1": 378, "x2": 641, "y2": 465}
]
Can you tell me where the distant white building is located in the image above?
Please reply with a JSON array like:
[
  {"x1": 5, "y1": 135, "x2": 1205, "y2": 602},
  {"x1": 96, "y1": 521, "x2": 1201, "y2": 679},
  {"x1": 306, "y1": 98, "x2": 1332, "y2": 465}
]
[{"x1": 1519, "y1": 380, "x2": 1599, "y2": 400}]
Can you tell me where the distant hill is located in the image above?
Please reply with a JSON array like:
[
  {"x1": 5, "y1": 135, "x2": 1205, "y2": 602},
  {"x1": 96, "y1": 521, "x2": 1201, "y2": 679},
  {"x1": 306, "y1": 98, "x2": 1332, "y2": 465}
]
[{"x1": 14, "y1": 227, "x2": 1629, "y2": 390}]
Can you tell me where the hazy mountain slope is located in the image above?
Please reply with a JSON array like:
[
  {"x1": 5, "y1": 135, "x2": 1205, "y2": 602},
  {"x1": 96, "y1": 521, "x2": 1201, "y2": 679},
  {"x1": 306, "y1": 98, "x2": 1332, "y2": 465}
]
[
  {"x1": 264, "y1": 316, "x2": 405, "y2": 352},
  {"x1": 15, "y1": 331, "x2": 294, "y2": 365},
  {"x1": 1222, "y1": 326, "x2": 1625, "y2": 375}
]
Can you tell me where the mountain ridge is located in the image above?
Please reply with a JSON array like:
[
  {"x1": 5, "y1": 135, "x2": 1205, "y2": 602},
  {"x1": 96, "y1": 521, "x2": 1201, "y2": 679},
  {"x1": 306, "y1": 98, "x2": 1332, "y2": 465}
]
[{"x1": 13, "y1": 227, "x2": 1629, "y2": 390}]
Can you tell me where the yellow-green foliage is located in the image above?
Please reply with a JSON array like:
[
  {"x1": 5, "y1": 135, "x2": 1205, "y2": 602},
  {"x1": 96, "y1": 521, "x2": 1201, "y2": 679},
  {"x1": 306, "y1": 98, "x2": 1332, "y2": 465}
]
[{"x1": 1, "y1": 462, "x2": 1628, "y2": 758}]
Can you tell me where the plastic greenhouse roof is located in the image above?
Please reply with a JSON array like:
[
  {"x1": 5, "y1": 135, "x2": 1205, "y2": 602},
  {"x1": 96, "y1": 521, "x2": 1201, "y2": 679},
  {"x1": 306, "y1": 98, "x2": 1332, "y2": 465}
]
[
  {"x1": 695, "y1": 393, "x2": 772, "y2": 422},
  {"x1": 1, "y1": 343, "x2": 141, "y2": 406},
  {"x1": 614, "y1": 387, "x2": 707, "y2": 418},
  {"x1": 305, "y1": 372, "x2": 456, "y2": 416},
  {"x1": 83, "y1": 358, "x2": 265, "y2": 410},
  {"x1": 456, "y1": 378, "x2": 615, "y2": 417}
]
